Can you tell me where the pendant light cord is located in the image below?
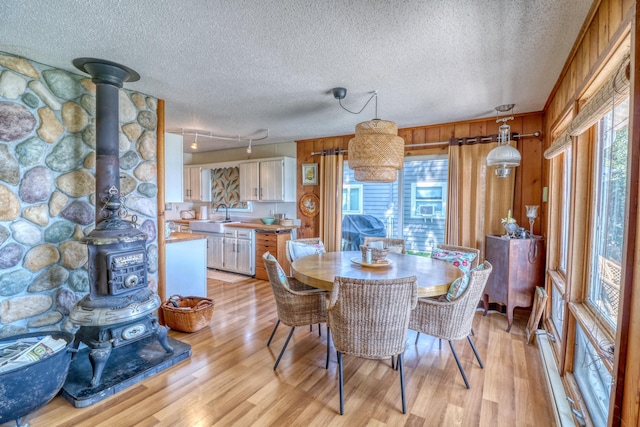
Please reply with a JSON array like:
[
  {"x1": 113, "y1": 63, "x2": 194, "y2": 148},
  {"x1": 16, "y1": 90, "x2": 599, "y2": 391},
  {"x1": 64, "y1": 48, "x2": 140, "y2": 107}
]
[{"x1": 339, "y1": 91, "x2": 379, "y2": 119}]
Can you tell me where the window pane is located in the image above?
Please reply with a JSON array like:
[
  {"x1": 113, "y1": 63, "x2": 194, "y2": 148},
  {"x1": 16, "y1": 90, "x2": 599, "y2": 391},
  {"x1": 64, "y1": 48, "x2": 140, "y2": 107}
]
[
  {"x1": 574, "y1": 323, "x2": 612, "y2": 427},
  {"x1": 559, "y1": 148, "x2": 571, "y2": 274},
  {"x1": 588, "y1": 97, "x2": 629, "y2": 328},
  {"x1": 550, "y1": 283, "x2": 564, "y2": 340}
]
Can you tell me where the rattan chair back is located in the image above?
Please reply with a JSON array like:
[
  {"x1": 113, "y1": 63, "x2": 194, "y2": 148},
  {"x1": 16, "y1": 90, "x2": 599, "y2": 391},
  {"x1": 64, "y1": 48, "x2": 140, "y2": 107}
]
[
  {"x1": 262, "y1": 252, "x2": 327, "y2": 328},
  {"x1": 409, "y1": 261, "x2": 492, "y2": 341},
  {"x1": 363, "y1": 237, "x2": 406, "y2": 254},
  {"x1": 328, "y1": 276, "x2": 417, "y2": 358}
]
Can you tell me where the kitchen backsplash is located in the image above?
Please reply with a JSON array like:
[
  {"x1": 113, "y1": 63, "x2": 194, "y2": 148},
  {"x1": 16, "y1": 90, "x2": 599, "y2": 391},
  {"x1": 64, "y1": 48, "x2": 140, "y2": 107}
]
[{"x1": 166, "y1": 201, "x2": 298, "y2": 222}]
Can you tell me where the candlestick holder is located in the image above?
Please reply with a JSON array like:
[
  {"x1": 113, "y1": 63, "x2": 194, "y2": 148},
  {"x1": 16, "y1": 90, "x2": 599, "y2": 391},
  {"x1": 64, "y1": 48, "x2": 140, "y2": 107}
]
[{"x1": 525, "y1": 205, "x2": 539, "y2": 235}]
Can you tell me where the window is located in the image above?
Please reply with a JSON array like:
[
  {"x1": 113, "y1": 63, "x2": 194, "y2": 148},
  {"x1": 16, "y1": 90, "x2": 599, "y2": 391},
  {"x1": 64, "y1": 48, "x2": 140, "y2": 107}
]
[
  {"x1": 342, "y1": 184, "x2": 363, "y2": 214},
  {"x1": 559, "y1": 148, "x2": 572, "y2": 274},
  {"x1": 342, "y1": 155, "x2": 448, "y2": 253},
  {"x1": 410, "y1": 182, "x2": 447, "y2": 219},
  {"x1": 587, "y1": 97, "x2": 629, "y2": 329},
  {"x1": 574, "y1": 323, "x2": 613, "y2": 427}
]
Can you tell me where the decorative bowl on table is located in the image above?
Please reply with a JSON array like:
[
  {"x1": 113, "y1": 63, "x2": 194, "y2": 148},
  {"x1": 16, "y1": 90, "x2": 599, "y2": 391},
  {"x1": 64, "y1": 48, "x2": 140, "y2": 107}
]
[
  {"x1": 359, "y1": 245, "x2": 389, "y2": 262},
  {"x1": 260, "y1": 218, "x2": 276, "y2": 225}
]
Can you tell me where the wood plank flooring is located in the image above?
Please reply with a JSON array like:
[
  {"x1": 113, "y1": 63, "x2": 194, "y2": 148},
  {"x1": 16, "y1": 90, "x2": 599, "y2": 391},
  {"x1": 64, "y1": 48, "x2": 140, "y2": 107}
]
[{"x1": 11, "y1": 277, "x2": 555, "y2": 426}]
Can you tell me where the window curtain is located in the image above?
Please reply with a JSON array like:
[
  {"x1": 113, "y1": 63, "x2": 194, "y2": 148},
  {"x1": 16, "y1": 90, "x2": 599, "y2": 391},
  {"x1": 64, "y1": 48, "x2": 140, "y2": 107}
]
[
  {"x1": 319, "y1": 150, "x2": 344, "y2": 251},
  {"x1": 544, "y1": 55, "x2": 630, "y2": 159},
  {"x1": 446, "y1": 140, "x2": 515, "y2": 259}
]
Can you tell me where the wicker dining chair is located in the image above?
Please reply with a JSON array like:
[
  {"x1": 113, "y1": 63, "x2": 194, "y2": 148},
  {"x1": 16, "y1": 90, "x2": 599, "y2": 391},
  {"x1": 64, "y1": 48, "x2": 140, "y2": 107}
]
[
  {"x1": 362, "y1": 237, "x2": 406, "y2": 254},
  {"x1": 328, "y1": 275, "x2": 418, "y2": 415},
  {"x1": 262, "y1": 252, "x2": 330, "y2": 370},
  {"x1": 408, "y1": 261, "x2": 493, "y2": 389},
  {"x1": 285, "y1": 238, "x2": 325, "y2": 266},
  {"x1": 416, "y1": 243, "x2": 481, "y2": 344}
]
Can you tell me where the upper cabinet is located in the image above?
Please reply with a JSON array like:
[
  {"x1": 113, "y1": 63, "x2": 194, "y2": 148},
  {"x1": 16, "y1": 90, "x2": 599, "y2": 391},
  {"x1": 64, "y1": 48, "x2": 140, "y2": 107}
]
[
  {"x1": 184, "y1": 166, "x2": 212, "y2": 202},
  {"x1": 239, "y1": 157, "x2": 296, "y2": 202},
  {"x1": 165, "y1": 133, "x2": 184, "y2": 203}
]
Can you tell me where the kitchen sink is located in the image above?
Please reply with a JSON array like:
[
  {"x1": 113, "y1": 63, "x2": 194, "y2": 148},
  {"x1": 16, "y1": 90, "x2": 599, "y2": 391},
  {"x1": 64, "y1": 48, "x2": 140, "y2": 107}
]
[{"x1": 189, "y1": 220, "x2": 239, "y2": 234}]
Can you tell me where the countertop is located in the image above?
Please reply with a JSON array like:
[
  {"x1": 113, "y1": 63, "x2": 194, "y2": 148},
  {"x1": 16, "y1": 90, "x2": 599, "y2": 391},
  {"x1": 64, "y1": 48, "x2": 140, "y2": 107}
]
[
  {"x1": 168, "y1": 219, "x2": 297, "y2": 232},
  {"x1": 166, "y1": 231, "x2": 207, "y2": 243}
]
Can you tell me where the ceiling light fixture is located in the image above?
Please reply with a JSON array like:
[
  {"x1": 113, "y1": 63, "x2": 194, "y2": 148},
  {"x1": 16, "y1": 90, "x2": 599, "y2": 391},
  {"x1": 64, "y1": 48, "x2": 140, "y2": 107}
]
[
  {"x1": 332, "y1": 87, "x2": 404, "y2": 183},
  {"x1": 191, "y1": 132, "x2": 198, "y2": 150},
  {"x1": 247, "y1": 138, "x2": 252, "y2": 154},
  {"x1": 486, "y1": 104, "x2": 521, "y2": 178}
]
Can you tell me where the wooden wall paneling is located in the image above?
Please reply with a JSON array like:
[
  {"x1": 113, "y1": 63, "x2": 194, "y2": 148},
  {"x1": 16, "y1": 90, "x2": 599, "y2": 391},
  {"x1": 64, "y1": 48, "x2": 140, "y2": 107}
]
[
  {"x1": 412, "y1": 127, "x2": 426, "y2": 145},
  {"x1": 426, "y1": 127, "x2": 442, "y2": 143},
  {"x1": 599, "y1": 3, "x2": 610, "y2": 57},
  {"x1": 610, "y1": 0, "x2": 623, "y2": 33},
  {"x1": 590, "y1": 15, "x2": 600, "y2": 68}
]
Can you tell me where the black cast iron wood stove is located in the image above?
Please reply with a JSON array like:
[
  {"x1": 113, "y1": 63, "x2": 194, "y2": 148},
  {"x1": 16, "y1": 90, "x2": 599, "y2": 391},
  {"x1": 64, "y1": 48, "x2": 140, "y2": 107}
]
[{"x1": 68, "y1": 58, "x2": 172, "y2": 387}]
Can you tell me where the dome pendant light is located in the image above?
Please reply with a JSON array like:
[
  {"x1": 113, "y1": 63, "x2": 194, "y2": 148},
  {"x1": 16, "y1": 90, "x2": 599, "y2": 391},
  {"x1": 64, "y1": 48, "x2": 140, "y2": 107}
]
[
  {"x1": 486, "y1": 104, "x2": 521, "y2": 178},
  {"x1": 333, "y1": 88, "x2": 404, "y2": 183}
]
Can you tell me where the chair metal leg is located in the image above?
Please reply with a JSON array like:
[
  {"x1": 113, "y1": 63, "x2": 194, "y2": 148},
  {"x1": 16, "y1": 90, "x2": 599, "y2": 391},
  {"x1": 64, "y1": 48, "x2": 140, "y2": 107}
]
[
  {"x1": 318, "y1": 323, "x2": 322, "y2": 337},
  {"x1": 267, "y1": 319, "x2": 280, "y2": 347},
  {"x1": 414, "y1": 332, "x2": 420, "y2": 345},
  {"x1": 439, "y1": 338, "x2": 442, "y2": 350},
  {"x1": 326, "y1": 327, "x2": 331, "y2": 369},
  {"x1": 448, "y1": 340, "x2": 470, "y2": 389},
  {"x1": 310, "y1": 325, "x2": 313, "y2": 332},
  {"x1": 273, "y1": 326, "x2": 295, "y2": 370},
  {"x1": 471, "y1": 327, "x2": 475, "y2": 336},
  {"x1": 391, "y1": 355, "x2": 395, "y2": 369},
  {"x1": 467, "y1": 335, "x2": 484, "y2": 368},
  {"x1": 398, "y1": 353, "x2": 406, "y2": 414},
  {"x1": 338, "y1": 351, "x2": 344, "y2": 415}
]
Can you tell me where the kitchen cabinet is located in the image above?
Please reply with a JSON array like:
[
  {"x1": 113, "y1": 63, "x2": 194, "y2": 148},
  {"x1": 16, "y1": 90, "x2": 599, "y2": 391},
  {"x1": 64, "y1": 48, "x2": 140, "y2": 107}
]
[
  {"x1": 222, "y1": 228, "x2": 255, "y2": 275},
  {"x1": 255, "y1": 230, "x2": 292, "y2": 280},
  {"x1": 164, "y1": 133, "x2": 184, "y2": 203},
  {"x1": 165, "y1": 235, "x2": 207, "y2": 299},
  {"x1": 482, "y1": 234, "x2": 546, "y2": 332},
  {"x1": 239, "y1": 157, "x2": 296, "y2": 202},
  {"x1": 183, "y1": 166, "x2": 212, "y2": 202},
  {"x1": 206, "y1": 233, "x2": 224, "y2": 269}
]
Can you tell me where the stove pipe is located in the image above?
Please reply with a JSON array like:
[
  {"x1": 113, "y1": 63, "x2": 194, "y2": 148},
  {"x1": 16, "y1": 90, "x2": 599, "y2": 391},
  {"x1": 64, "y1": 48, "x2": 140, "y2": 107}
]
[{"x1": 72, "y1": 58, "x2": 140, "y2": 222}]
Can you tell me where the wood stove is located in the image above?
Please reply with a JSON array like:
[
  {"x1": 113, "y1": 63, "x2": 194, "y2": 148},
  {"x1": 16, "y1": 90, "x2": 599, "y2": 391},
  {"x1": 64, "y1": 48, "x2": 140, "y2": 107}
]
[{"x1": 68, "y1": 58, "x2": 172, "y2": 387}]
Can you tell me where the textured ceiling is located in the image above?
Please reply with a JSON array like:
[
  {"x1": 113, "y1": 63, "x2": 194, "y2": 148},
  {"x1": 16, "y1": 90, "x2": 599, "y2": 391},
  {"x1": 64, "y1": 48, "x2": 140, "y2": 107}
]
[{"x1": 0, "y1": 1, "x2": 593, "y2": 152}]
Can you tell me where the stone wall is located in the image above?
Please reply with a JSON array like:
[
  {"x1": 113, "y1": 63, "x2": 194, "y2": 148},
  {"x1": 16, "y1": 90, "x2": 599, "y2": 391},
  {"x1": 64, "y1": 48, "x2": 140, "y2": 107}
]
[{"x1": 0, "y1": 52, "x2": 159, "y2": 338}]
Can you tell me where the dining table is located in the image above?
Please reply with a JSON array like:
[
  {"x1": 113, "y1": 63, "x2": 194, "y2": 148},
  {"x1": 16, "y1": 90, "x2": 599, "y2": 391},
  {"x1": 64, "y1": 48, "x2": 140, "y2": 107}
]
[{"x1": 291, "y1": 251, "x2": 462, "y2": 298}]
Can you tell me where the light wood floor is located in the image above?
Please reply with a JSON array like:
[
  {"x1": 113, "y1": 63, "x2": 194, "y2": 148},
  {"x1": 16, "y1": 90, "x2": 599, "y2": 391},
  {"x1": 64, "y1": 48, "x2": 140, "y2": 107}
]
[{"x1": 15, "y1": 277, "x2": 554, "y2": 427}]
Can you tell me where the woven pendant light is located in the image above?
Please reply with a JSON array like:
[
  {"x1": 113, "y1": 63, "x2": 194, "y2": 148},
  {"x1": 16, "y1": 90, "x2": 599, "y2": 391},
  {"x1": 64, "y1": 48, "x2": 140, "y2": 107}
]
[{"x1": 348, "y1": 119, "x2": 404, "y2": 182}]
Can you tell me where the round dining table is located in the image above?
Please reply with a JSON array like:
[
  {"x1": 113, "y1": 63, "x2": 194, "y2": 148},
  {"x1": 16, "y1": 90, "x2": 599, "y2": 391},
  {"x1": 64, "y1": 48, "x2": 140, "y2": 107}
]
[{"x1": 291, "y1": 251, "x2": 462, "y2": 298}]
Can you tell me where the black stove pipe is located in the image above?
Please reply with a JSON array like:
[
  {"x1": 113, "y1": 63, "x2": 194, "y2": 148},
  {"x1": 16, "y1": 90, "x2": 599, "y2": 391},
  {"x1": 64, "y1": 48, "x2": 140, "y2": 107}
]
[{"x1": 72, "y1": 58, "x2": 140, "y2": 223}]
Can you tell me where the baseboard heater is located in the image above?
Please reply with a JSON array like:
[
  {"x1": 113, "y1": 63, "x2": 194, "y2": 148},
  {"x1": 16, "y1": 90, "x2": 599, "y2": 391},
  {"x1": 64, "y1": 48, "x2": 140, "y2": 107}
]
[{"x1": 535, "y1": 330, "x2": 576, "y2": 426}]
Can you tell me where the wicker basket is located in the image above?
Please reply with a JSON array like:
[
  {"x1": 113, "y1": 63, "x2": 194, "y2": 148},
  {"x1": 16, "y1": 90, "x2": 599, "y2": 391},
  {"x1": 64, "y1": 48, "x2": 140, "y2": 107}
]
[{"x1": 161, "y1": 295, "x2": 215, "y2": 332}]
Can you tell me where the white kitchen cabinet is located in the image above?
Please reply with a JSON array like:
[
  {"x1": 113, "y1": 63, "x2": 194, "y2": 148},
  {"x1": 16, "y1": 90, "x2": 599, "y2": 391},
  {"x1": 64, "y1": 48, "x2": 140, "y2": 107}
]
[
  {"x1": 164, "y1": 133, "x2": 184, "y2": 203},
  {"x1": 238, "y1": 157, "x2": 296, "y2": 202},
  {"x1": 222, "y1": 228, "x2": 255, "y2": 275},
  {"x1": 207, "y1": 233, "x2": 224, "y2": 269},
  {"x1": 183, "y1": 166, "x2": 212, "y2": 202},
  {"x1": 165, "y1": 237, "x2": 207, "y2": 298}
]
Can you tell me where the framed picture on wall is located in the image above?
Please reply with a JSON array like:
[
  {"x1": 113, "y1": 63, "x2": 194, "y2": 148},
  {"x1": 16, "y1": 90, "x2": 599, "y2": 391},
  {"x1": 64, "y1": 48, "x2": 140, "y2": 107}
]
[{"x1": 302, "y1": 163, "x2": 318, "y2": 185}]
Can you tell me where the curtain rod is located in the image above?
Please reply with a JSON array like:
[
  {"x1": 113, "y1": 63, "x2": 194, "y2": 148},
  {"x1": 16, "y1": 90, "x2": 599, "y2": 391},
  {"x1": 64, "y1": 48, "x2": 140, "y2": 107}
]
[
  {"x1": 450, "y1": 131, "x2": 541, "y2": 145},
  {"x1": 311, "y1": 141, "x2": 452, "y2": 156}
]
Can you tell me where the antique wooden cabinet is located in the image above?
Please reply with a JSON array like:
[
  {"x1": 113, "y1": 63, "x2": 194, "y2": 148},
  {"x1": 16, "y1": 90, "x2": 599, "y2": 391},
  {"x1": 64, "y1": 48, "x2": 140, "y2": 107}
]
[{"x1": 482, "y1": 234, "x2": 545, "y2": 332}]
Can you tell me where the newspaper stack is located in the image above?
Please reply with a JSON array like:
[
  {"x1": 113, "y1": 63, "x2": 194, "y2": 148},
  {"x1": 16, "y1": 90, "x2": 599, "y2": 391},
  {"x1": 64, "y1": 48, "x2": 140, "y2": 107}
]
[{"x1": 0, "y1": 335, "x2": 67, "y2": 373}]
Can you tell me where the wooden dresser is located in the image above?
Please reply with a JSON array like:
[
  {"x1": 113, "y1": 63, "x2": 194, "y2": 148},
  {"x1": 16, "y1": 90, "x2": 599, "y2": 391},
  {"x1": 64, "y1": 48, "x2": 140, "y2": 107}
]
[
  {"x1": 482, "y1": 234, "x2": 545, "y2": 332},
  {"x1": 255, "y1": 230, "x2": 292, "y2": 281}
]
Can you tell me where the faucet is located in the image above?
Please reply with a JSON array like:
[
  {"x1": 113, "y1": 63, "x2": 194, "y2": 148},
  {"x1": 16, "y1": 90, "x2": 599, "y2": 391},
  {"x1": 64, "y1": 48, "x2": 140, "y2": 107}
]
[{"x1": 216, "y1": 203, "x2": 230, "y2": 221}]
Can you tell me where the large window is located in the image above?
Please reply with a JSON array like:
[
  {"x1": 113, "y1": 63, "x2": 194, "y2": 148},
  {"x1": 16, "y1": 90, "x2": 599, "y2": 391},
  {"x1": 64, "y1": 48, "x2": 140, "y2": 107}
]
[
  {"x1": 342, "y1": 155, "x2": 448, "y2": 253},
  {"x1": 588, "y1": 97, "x2": 629, "y2": 329},
  {"x1": 559, "y1": 148, "x2": 572, "y2": 274}
]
